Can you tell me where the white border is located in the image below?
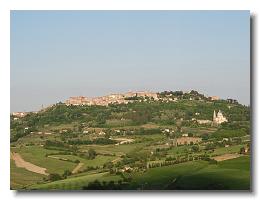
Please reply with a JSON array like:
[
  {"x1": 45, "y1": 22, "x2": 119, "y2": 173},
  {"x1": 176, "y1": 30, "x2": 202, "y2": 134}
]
[{"x1": 0, "y1": 0, "x2": 259, "y2": 199}]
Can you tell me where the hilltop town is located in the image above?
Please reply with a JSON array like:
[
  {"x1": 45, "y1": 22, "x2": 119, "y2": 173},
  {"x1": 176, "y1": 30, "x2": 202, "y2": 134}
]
[
  {"x1": 65, "y1": 91, "x2": 158, "y2": 106},
  {"x1": 12, "y1": 90, "x2": 233, "y2": 127}
]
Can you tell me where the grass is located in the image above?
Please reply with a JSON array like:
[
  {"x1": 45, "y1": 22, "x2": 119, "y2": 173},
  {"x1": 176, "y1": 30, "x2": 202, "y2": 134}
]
[
  {"x1": 11, "y1": 146, "x2": 77, "y2": 174},
  {"x1": 40, "y1": 122, "x2": 78, "y2": 131},
  {"x1": 126, "y1": 156, "x2": 250, "y2": 190},
  {"x1": 10, "y1": 160, "x2": 45, "y2": 190},
  {"x1": 126, "y1": 161, "x2": 208, "y2": 189},
  {"x1": 167, "y1": 146, "x2": 189, "y2": 155},
  {"x1": 81, "y1": 142, "x2": 146, "y2": 156},
  {"x1": 50, "y1": 154, "x2": 117, "y2": 170},
  {"x1": 10, "y1": 127, "x2": 250, "y2": 190},
  {"x1": 210, "y1": 144, "x2": 244, "y2": 156},
  {"x1": 173, "y1": 157, "x2": 250, "y2": 190},
  {"x1": 30, "y1": 172, "x2": 122, "y2": 190},
  {"x1": 218, "y1": 156, "x2": 250, "y2": 171},
  {"x1": 105, "y1": 119, "x2": 133, "y2": 127}
]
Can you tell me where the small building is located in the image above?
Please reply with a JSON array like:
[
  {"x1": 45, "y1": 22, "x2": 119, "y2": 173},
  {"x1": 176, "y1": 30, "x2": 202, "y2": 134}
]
[
  {"x1": 227, "y1": 99, "x2": 238, "y2": 104},
  {"x1": 197, "y1": 119, "x2": 212, "y2": 125},
  {"x1": 163, "y1": 129, "x2": 170, "y2": 133},
  {"x1": 120, "y1": 166, "x2": 133, "y2": 172},
  {"x1": 98, "y1": 131, "x2": 106, "y2": 136},
  {"x1": 209, "y1": 96, "x2": 219, "y2": 101},
  {"x1": 175, "y1": 137, "x2": 202, "y2": 146}
]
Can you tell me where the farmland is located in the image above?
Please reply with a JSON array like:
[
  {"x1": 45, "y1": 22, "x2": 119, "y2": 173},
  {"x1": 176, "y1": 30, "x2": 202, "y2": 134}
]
[{"x1": 10, "y1": 90, "x2": 251, "y2": 190}]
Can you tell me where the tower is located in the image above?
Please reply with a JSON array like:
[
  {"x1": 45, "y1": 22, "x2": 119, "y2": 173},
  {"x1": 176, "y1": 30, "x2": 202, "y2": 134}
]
[{"x1": 213, "y1": 110, "x2": 216, "y2": 122}]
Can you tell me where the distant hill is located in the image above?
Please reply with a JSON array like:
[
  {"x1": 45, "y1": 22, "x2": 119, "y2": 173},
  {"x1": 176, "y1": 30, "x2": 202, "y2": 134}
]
[{"x1": 10, "y1": 90, "x2": 250, "y2": 142}]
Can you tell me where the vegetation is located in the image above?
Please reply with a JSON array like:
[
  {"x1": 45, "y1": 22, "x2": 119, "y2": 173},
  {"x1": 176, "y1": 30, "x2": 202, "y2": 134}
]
[{"x1": 10, "y1": 90, "x2": 250, "y2": 190}]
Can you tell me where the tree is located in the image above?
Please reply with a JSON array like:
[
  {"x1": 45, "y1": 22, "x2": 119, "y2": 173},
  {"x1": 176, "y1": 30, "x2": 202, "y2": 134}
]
[
  {"x1": 103, "y1": 161, "x2": 113, "y2": 169},
  {"x1": 191, "y1": 145, "x2": 199, "y2": 152},
  {"x1": 188, "y1": 132, "x2": 193, "y2": 137},
  {"x1": 62, "y1": 170, "x2": 72, "y2": 178},
  {"x1": 88, "y1": 148, "x2": 97, "y2": 159},
  {"x1": 48, "y1": 173, "x2": 62, "y2": 181},
  {"x1": 205, "y1": 143, "x2": 216, "y2": 151},
  {"x1": 240, "y1": 147, "x2": 245, "y2": 154}
]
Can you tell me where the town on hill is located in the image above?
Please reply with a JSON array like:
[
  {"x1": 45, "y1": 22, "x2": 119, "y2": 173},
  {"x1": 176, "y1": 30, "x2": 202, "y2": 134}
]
[{"x1": 10, "y1": 90, "x2": 250, "y2": 190}]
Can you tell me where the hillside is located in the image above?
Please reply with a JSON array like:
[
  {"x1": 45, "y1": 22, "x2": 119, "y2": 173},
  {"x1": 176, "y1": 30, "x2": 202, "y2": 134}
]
[{"x1": 10, "y1": 90, "x2": 251, "y2": 190}]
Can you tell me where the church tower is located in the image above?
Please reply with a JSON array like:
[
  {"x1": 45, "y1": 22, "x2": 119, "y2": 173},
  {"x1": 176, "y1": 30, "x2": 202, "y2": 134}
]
[{"x1": 213, "y1": 110, "x2": 216, "y2": 122}]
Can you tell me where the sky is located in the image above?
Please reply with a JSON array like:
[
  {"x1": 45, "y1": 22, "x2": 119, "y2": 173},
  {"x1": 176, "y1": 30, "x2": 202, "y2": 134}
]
[{"x1": 11, "y1": 11, "x2": 250, "y2": 112}]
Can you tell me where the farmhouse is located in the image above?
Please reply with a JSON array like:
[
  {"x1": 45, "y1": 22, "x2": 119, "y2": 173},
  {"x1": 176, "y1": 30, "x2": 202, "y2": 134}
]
[
  {"x1": 175, "y1": 137, "x2": 202, "y2": 146},
  {"x1": 209, "y1": 96, "x2": 219, "y2": 101},
  {"x1": 197, "y1": 119, "x2": 212, "y2": 125}
]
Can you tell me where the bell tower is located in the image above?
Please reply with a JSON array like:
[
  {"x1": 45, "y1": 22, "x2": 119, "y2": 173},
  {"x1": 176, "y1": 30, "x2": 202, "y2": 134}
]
[{"x1": 213, "y1": 110, "x2": 216, "y2": 123}]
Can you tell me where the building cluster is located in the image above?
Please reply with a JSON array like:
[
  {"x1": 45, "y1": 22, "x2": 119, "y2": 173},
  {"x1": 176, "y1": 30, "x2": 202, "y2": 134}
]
[
  {"x1": 65, "y1": 91, "x2": 158, "y2": 106},
  {"x1": 12, "y1": 112, "x2": 27, "y2": 118},
  {"x1": 227, "y1": 98, "x2": 238, "y2": 104},
  {"x1": 174, "y1": 136, "x2": 202, "y2": 146}
]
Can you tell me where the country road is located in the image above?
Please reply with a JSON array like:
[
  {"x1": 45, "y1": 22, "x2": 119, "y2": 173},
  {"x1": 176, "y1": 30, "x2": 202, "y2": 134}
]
[
  {"x1": 72, "y1": 163, "x2": 84, "y2": 174},
  {"x1": 11, "y1": 152, "x2": 49, "y2": 175}
]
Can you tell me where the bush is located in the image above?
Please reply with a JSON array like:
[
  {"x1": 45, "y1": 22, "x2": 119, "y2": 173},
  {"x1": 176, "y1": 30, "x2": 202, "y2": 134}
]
[
  {"x1": 62, "y1": 170, "x2": 72, "y2": 178},
  {"x1": 48, "y1": 173, "x2": 62, "y2": 181}
]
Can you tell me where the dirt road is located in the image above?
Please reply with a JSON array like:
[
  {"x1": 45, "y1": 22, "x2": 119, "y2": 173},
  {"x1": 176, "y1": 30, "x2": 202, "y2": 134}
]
[
  {"x1": 72, "y1": 163, "x2": 84, "y2": 174},
  {"x1": 11, "y1": 152, "x2": 49, "y2": 175},
  {"x1": 213, "y1": 153, "x2": 241, "y2": 162}
]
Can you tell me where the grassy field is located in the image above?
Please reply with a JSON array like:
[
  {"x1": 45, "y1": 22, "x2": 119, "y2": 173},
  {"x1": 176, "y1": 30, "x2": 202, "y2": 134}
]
[
  {"x1": 105, "y1": 119, "x2": 133, "y2": 127},
  {"x1": 50, "y1": 154, "x2": 117, "y2": 170},
  {"x1": 171, "y1": 156, "x2": 250, "y2": 190},
  {"x1": 80, "y1": 142, "x2": 147, "y2": 156},
  {"x1": 210, "y1": 144, "x2": 244, "y2": 156},
  {"x1": 11, "y1": 146, "x2": 77, "y2": 174},
  {"x1": 125, "y1": 156, "x2": 250, "y2": 190},
  {"x1": 10, "y1": 160, "x2": 45, "y2": 190},
  {"x1": 14, "y1": 156, "x2": 250, "y2": 190},
  {"x1": 167, "y1": 146, "x2": 189, "y2": 155},
  {"x1": 30, "y1": 172, "x2": 122, "y2": 190},
  {"x1": 126, "y1": 161, "x2": 209, "y2": 189}
]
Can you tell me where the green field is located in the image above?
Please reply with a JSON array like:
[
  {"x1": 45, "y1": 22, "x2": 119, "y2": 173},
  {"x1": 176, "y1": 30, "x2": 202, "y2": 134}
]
[
  {"x1": 11, "y1": 146, "x2": 77, "y2": 174},
  {"x1": 126, "y1": 160, "x2": 209, "y2": 189},
  {"x1": 10, "y1": 160, "x2": 45, "y2": 190},
  {"x1": 171, "y1": 156, "x2": 250, "y2": 190},
  {"x1": 10, "y1": 92, "x2": 250, "y2": 190},
  {"x1": 125, "y1": 156, "x2": 250, "y2": 190},
  {"x1": 50, "y1": 154, "x2": 117, "y2": 170},
  {"x1": 30, "y1": 172, "x2": 121, "y2": 190},
  {"x1": 210, "y1": 144, "x2": 244, "y2": 156}
]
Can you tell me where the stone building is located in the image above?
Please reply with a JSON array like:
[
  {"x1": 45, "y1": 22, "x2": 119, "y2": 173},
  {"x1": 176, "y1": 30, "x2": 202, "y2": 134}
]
[
  {"x1": 65, "y1": 96, "x2": 90, "y2": 105},
  {"x1": 65, "y1": 91, "x2": 159, "y2": 106},
  {"x1": 12, "y1": 112, "x2": 27, "y2": 118},
  {"x1": 209, "y1": 96, "x2": 219, "y2": 101},
  {"x1": 197, "y1": 119, "x2": 212, "y2": 125},
  {"x1": 213, "y1": 110, "x2": 228, "y2": 124},
  {"x1": 174, "y1": 137, "x2": 202, "y2": 146}
]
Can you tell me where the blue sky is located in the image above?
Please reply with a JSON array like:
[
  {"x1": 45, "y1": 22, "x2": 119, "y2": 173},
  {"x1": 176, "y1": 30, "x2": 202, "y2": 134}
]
[{"x1": 11, "y1": 11, "x2": 250, "y2": 112}]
